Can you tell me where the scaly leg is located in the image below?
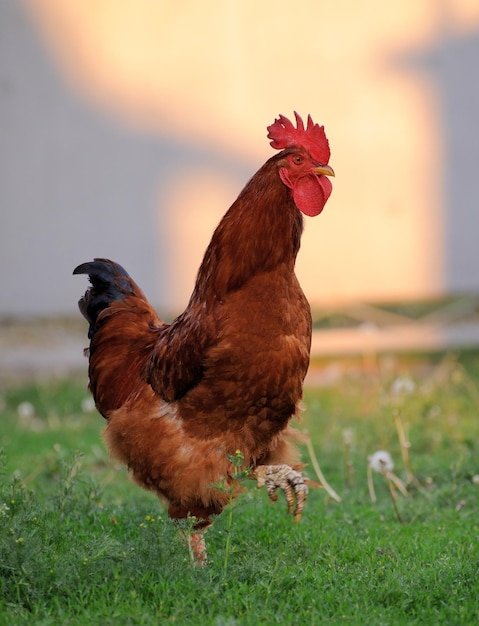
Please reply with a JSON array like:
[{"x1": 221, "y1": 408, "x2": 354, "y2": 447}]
[
  {"x1": 177, "y1": 518, "x2": 211, "y2": 566},
  {"x1": 188, "y1": 530, "x2": 208, "y2": 566},
  {"x1": 252, "y1": 464, "x2": 309, "y2": 523}
]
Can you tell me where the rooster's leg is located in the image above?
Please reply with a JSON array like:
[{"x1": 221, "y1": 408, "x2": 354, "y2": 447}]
[
  {"x1": 252, "y1": 464, "x2": 309, "y2": 523},
  {"x1": 188, "y1": 530, "x2": 208, "y2": 566},
  {"x1": 177, "y1": 521, "x2": 209, "y2": 566},
  {"x1": 181, "y1": 518, "x2": 212, "y2": 566}
]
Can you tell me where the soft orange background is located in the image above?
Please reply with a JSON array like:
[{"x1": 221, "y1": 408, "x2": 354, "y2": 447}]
[{"x1": 3, "y1": 1, "x2": 479, "y2": 314}]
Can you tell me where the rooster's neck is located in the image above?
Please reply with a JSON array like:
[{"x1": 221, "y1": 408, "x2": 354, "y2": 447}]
[{"x1": 190, "y1": 160, "x2": 304, "y2": 305}]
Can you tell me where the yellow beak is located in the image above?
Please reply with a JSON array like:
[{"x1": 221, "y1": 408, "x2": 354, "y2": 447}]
[{"x1": 313, "y1": 164, "x2": 335, "y2": 177}]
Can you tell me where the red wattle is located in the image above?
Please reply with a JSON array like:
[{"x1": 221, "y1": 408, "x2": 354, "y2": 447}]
[{"x1": 292, "y1": 175, "x2": 332, "y2": 217}]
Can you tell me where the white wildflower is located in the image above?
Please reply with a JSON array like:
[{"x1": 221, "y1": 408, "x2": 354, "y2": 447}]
[
  {"x1": 367, "y1": 449, "x2": 408, "y2": 511},
  {"x1": 17, "y1": 401, "x2": 35, "y2": 419},
  {"x1": 342, "y1": 428, "x2": 354, "y2": 446},
  {"x1": 81, "y1": 397, "x2": 96, "y2": 413},
  {"x1": 368, "y1": 450, "x2": 394, "y2": 473},
  {"x1": 390, "y1": 376, "x2": 415, "y2": 396}
]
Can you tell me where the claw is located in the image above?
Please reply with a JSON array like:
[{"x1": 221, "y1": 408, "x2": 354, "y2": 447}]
[{"x1": 252, "y1": 464, "x2": 309, "y2": 523}]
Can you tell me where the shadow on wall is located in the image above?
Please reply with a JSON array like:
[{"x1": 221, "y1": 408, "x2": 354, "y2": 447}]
[
  {"x1": 396, "y1": 22, "x2": 479, "y2": 294},
  {"x1": 0, "y1": 1, "x2": 252, "y2": 317}
]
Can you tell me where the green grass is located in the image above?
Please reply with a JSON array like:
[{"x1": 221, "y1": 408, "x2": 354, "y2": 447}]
[{"x1": 1, "y1": 353, "x2": 479, "y2": 625}]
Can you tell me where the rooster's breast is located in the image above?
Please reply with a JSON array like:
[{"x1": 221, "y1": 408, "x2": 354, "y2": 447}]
[{"x1": 178, "y1": 270, "x2": 312, "y2": 445}]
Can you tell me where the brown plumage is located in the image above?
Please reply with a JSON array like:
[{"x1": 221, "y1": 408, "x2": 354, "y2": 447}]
[{"x1": 73, "y1": 112, "x2": 334, "y2": 564}]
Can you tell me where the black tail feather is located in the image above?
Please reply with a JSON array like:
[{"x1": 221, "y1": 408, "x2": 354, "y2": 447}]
[{"x1": 73, "y1": 258, "x2": 134, "y2": 338}]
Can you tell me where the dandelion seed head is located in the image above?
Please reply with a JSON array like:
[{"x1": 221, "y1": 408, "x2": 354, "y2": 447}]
[
  {"x1": 390, "y1": 376, "x2": 415, "y2": 396},
  {"x1": 81, "y1": 397, "x2": 96, "y2": 413},
  {"x1": 17, "y1": 401, "x2": 35, "y2": 419},
  {"x1": 368, "y1": 450, "x2": 394, "y2": 473},
  {"x1": 342, "y1": 428, "x2": 354, "y2": 446}
]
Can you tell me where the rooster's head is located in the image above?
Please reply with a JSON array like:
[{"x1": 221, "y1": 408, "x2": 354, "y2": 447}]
[{"x1": 267, "y1": 112, "x2": 334, "y2": 217}]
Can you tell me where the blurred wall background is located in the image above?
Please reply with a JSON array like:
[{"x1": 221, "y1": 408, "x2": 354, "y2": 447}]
[{"x1": 1, "y1": 0, "x2": 478, "y2": 317}]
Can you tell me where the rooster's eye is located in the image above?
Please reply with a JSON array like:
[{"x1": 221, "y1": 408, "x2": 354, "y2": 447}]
[{"x1": 293, "y1": 155, "x2": 303, "y2": 165}]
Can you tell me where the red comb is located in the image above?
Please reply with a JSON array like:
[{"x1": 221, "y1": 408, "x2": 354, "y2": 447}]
[{"x1": 267, "y1": 111, "x2": 330, "y2": 164}]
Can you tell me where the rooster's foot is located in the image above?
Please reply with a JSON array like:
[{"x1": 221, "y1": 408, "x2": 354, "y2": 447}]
[{"x1": 252, "y1": 464, "x2": 308, "y2": 523}]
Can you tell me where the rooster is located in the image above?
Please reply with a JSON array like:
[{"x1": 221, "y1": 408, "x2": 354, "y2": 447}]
[{"x1": 74, "y1": 112, "x2": 334, "y2": 565}]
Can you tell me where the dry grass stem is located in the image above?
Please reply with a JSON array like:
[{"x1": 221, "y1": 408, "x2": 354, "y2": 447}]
[
  {"x1": 394, "y1": 411, "x2": 421, "y2": 489},
  {"x1": 342, "y1": 428, "x2": 355, "y2": 488},
  {"x1": 305, "y1": 435, "x2": 341, "y2": 503}
]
